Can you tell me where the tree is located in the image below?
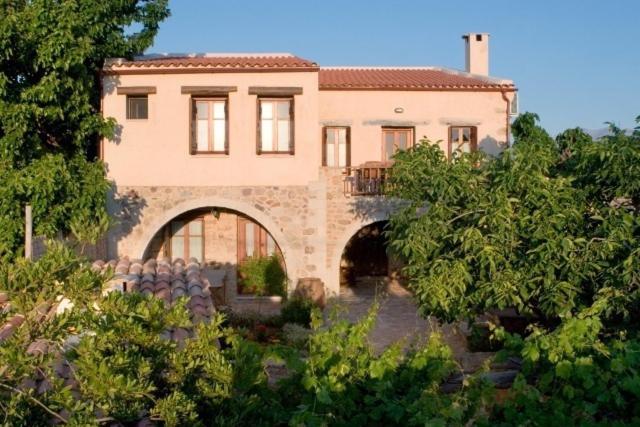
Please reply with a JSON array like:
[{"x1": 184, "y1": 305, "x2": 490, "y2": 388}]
[
  {"x1": 385, "y1": 113, "x2": 640, "y2": 326},
  {"x1": 0, "y1": 0, "x2": 170, "y2": 259}
]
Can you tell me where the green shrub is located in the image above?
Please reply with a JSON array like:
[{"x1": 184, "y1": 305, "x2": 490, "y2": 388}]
[
  {"x1": 238, "y1": 255, "x2": 286, "y2": 296},
  {"x1": 280, "y1": 297, "x2": 314, "y2": 326},
  {"x1": 281, "y1": 322, "x2": 311, "y2": 349}
]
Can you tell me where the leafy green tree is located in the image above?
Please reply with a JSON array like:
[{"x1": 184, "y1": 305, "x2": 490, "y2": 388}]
[
  {"x1": 0, "y1": 0, "x2": 170, "y2": 259},
  {"x1": 385, "y1": 113, "x2": 640, "y2": 326}
]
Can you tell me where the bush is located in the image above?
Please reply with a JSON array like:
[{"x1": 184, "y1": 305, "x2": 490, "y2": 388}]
[
  {"x1": 281, "y1": 322, "x2": 311, "y2": 349},
  {"x1": 238, "y1": 255, "x2": 286, "y2": 296},
  {"x1": 280, "y1": 297, "x2": 314, "y2": 327}
]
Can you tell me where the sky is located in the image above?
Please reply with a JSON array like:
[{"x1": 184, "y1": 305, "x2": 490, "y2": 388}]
[{"x1": 149, "y1": 0, "x2": 640, "y2": 136}]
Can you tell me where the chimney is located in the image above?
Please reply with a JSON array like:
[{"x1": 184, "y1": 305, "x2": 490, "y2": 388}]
[{"x1": 462, "y1": 33, "x2": 489, "y2": 75}]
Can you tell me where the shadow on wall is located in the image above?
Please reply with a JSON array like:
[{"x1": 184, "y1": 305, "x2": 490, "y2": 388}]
[
  {"x1": 107, "y1": 187, "x2": 148, "y2": 258},
  {"x1": 102, "y1": 75, "x2": 123, "y2": 145},
  {"x1": 348, "y1": 195, "x2": 406, "y2": 223},
  {"x1": 479, "y1": 135, "x2": 501, "y2": 156}
]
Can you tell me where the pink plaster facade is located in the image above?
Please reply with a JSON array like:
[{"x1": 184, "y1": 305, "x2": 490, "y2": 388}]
[{"x1": 101, "y1": 38, "x2": 516, "y2": 298}]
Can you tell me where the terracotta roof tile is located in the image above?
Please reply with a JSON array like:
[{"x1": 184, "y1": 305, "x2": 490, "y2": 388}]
[
  {"x1": 319, "y1": 67, "x2": 514, "y2": 90},
  {"x1": 96, "y1": 256, "x2": 218, "y2": 327},
  {"x1": 105, "y1": 53, "x2": 318, "y2": 71}
]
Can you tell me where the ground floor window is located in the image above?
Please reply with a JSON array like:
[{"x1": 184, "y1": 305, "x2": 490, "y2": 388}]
[
  {"x1": 170, "y1": 217, "x2": 204, "y2": 262},
  {"x1": 237, "y1": 217, "x2": 278, "y2": 263}
]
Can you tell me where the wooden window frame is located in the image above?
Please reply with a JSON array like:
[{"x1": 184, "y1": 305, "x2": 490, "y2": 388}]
[
  {"x1": 381, "y1": 127, "x2": 414, "y2": 162},
  {"x1": 322, "y1": 126, "x2": 351, "y2": 167},
  {"x1": 169, "y1": 217, "x2": 204, "y2": 262},
  {"x1": 190, "y1": 97, "x2": 229, "y2": 155},
  {"x1": 448, "y1": 126, "x2": 478, "y2": 157},
  {"x1": 126, "y1": 95, "x2": 148, "y2": 120},
  {"x1": 256, "y1": 97, "x2": 294, "y2": 155}
]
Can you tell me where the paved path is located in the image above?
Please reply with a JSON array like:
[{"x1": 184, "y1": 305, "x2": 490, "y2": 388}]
[{"x1": 334, "y1": 277, "x2": 470, "y2": 361}]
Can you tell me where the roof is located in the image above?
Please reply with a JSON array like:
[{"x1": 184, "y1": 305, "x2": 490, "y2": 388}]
[
  {"x1": 104, "y1": 53, "x2": 318, "y2": 72},
  {"x1": 104, "y1": 53, "x2": 515, "y2": 91},
  {"x1": 0, "y1": 257, "x2": 219, "y2": 345},
  {"x1": 318, "y1": 67, "x2": 514, "y2": 90}
]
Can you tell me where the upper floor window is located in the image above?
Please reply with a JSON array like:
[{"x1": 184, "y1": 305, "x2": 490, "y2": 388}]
[
  {"x1": 322, "y1": 126, "x2": 350, "y2": 167},
  {"x1": 449, "y1": 126, "x2": 477, "y2": 156},
  {"x1": 191, "y1": 98, "x2": 229, "y2": 154},
  {"x1": 126, "y1": 95, "x2": 148, "y2": 119},
  {"x1": 257, "y1": 98, "x2": 293, "y2": 154},
  {"x1": 382, "y1": 127, "x2": 413, "y2": 161},
  {"x1": 191, "y1": 98, "x2": 228, "y2": 154}
]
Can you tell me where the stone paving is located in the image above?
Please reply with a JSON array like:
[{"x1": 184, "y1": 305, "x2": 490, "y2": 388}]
[{"x1": 334, "y1": 277, "x2": 482, "y2": 368}]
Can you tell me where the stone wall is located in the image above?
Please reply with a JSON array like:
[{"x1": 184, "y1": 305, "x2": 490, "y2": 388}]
[{"x1": 106, "y1": 169, "x2": 400, "y2": 298}]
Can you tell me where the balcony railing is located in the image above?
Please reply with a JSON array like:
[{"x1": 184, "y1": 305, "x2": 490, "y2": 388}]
[{"x1": 343, "y1": 162, "x2": 392, "y2": 196}]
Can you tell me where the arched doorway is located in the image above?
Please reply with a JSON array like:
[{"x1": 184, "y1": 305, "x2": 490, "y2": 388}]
[
  {"x1": 339, "y1": 220, "x2": 405, "y2": 296},
  {"x1": 340, "y1": 221, "x2": 389, "y2": 287},
  {"x1": 143, "y1": 207, "x2": 286, "y2": 302}
]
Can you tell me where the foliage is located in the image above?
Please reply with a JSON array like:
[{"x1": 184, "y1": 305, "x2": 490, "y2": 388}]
[
  {"x1": 238, "y1": 255, "x2": 287, "y2": 296},
  {"x1": 0, "y1": 246, "x2": 498, "y2": 426},
  {"x1": 0, "y1": 246, "x2": 278, "y2": 426},
  {"x1": 386, "y1": 113, "x2": 640, "y2": 326},
  {"x1": 0, "y1": 0, "x2": 170, "y2": 259},
  {"x1": 281, "y1": 322, "x2": 311, "y2": 349},
  {"x1": 280, "y1": 296, "x2": 315, "y2": 327},
  {"x1": 487, "y1": 306, "x2": 640, "y2": 425},
  {"x1": 385, "y1": 112, "x2": 640, "y2": 425},
  {"x1": 276, "y1": 305, "x2": 492, "y2": 426}
]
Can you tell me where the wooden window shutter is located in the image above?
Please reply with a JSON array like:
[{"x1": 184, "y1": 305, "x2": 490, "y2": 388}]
[
  {"x1": 256, "y1": 100, "x2": 262, "y2": 155},
  {"x1": 224, "y1": 100, "x2": 230, "y2": 155},
  {"x1": 447, "y1": 126, "x2": 453, "y2": 157},
  {"x1": 321, "y1": 127, "x2": 327, "y2": 166},
  {"x1": 237, "y1": 217, "x2": 246, "y2": 263},
  {"x1": 288, "y1": 99, "x2": 295, "y2": 155},
  {"x1": 346, "y1": 127, "x2": 351, "y2": 167},
  {"x1": 470, "y1": 126, "x2": 478, "y2": 152},
  {"x1": 190, "y1": 100, "x2": 197, "y2": 154}
]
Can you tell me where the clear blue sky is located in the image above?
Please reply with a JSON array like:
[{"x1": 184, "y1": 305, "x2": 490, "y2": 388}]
[{"x1": 150, "y1": 0, "x2": 639, "y2": 136}]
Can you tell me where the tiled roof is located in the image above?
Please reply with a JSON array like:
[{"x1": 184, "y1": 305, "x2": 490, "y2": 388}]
[
  {"x1": 0, "y1": 257, "x2": 219, "y2": 424},
  {"x1": 105, "y1": 53, "x2": 318, "y2": 71},
  {"x1": 319, "y1": 67, "x2": 514, "y2": 90},
  {"x1": 0, "y1": 257, "x2": 218, "y2": 345},
  {"x1": 93, "y1": 257, "x2": 217, "y2": 339}
]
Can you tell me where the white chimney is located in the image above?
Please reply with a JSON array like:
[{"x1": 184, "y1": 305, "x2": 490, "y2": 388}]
[{"x1": 462, "y1": 33, "x2": 489, "y2": 76}]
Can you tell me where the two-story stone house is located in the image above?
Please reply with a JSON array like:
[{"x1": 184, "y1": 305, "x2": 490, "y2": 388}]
[{"x1": 101, "y1": 33, "x2": 517, "y2": 300}]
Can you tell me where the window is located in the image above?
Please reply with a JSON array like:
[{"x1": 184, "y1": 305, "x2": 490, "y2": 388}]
[
  {"x1": 448, "y1": 126, "x2": 478, "y2": 156},
  {"x1": 323, "y1": 127, "x2": 350, "y2": 167},
  {"x1": 237, "y1": 218, "x2": 278, "y2": 261},
  {"x1": 258, "y1": 98, "x2": 293, "y2": 154},
  {"x1": 382, "y1": 127, "x2": 413, "y2": 161},
  {"x1": 170, "y1": 218, "x2": 204, "y2": 262},
  {"x1": 191, "y1": 98, "x2": 228, "y2": 154},
  {"x1": 126, "y1": 95, "x2": 148, "y2": 119}
]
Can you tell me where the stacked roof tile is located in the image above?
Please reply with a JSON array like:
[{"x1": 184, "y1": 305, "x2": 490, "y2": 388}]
[
  {"x1": 318, "y1": 67, "x2": 513, "y2": 90},
  {"x1": 105, "y1": 53, "x2": 318, "y2": 71},
  {"x1": 104, "y1": 53, "x2": 515, "y2": 90},
  {"x1": 92, "y1": 257, "x2": 216, "y2": 340}
]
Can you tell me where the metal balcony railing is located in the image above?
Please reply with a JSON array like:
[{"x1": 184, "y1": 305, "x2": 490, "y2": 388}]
[{"x1": 343, "y1": 162, "x2": 392, "y2": 196}]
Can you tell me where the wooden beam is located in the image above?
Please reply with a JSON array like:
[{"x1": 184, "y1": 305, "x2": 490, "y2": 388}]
[
  {"x1": 248, "y1": 86, "x2": 303, "y2": 96},
  {"x1": 181, "y1": 86, "x2": 237, "y2": 96},
  {"x1": 116, "y1": 86, "x2": 157, "y2": 95}
]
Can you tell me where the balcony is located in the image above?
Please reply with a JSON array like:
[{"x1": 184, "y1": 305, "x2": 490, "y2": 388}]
[{"x1": 343, "y1": 161, "x2": 392, "y2": 196}]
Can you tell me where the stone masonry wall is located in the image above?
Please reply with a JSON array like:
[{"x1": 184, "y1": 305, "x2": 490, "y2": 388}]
[{"x1": 106, "y1": 169, "x2": 399, "y2": 297}]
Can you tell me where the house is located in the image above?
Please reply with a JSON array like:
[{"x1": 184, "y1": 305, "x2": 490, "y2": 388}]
[{"x1": 101, "y1": 33, "x2": 517, "y2": 300}]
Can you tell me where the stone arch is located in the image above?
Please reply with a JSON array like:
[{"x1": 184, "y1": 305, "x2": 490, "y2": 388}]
[
  {"x1": 326, "y1": 212, "x2": 390, "y2": 296},
  {"x1": 133, "y1": 196, "x2": 297, "y2": 290}
]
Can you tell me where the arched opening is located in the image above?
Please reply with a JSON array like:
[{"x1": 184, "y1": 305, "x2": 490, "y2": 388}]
[
  {"x1": 339, "y1": 220, "x2": 403, "y2": 294},
  {"x1": 143, "y1": 207, "x2": 286, "y2": 302}
]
